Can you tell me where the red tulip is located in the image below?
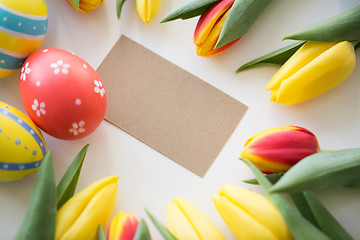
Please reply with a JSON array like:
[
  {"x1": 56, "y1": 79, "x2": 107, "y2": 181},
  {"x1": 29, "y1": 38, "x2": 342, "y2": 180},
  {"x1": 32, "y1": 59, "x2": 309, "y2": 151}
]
[
  {"x1": 107, "y1": 212, "x2": 139, "y2": 240},
  {"x1": 241, "y1": 126, "x2": 320, "y2": 173},
  {"x1": 193, "y1": 0, "x2": 240, "y2": 57}
]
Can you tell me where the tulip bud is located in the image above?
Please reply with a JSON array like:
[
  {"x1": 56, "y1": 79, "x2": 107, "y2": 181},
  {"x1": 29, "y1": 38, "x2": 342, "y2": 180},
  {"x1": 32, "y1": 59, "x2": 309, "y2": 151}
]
[
  {"x1": 212, "y1": 185, "x2": 292, "y2": 240},
  {"x1": 107, "y1": 212, "x2": 139, "y2": 240},
  {"x1": 136, "y1": 0, "x2": 162, "y2": 24},
  {"x1": 267, "y1": 41, "x2": 356, "y2": 104},
  {"x1": 67, "y1": 0, "x2": 104, "y2": 13},
  {"x1": 193, "y1": 0, "x2": 240, "y2": 58},
  {"x1": 55, "y1": 175, "x2": 118, "y2": 240},
  {"x1": 241, "y1": 126, "x2": 320, "y2": 174},
  {"x1": 166, "y1": 198, "x2": 225, "y2": 240}
]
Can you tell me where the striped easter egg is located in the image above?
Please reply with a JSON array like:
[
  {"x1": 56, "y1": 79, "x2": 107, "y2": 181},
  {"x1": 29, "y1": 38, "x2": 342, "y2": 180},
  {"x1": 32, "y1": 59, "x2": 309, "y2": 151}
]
[
  {"x1": 0, "y1": 0, "x2": 48, "y2": 78},
  {"x1": 0, "y1": 101, "x2": 46, "y2": 182}
]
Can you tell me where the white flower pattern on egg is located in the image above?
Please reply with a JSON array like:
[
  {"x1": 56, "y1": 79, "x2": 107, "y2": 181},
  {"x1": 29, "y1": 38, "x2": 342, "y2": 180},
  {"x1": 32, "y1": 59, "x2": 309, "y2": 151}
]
[
  {"x1": 50, "y1": 60, "x2": 70, "y2": 75},
  {"x1": 20, "y1": 62, "x2": 31, "y2": 81},
  {"x1": 31, "y1": 99, "x2": 46, "y2": 117},
  {"x1": 94, "y1": 80, "x2": 105, "y2": 97},
  {"x1": 69, "y1": 120, "x2": 86, "y2": 136}
]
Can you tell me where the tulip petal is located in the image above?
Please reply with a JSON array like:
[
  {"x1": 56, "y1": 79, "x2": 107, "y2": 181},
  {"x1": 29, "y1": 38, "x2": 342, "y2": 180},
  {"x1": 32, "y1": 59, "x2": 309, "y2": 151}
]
[
  {"x1": 172, "y1": 198, "x2": 225, "y2": 240},
  {"x1": 136, "y1": 0, "x2": 162, "y2": 24},
  {"x1": 272, "y1": 41, "x2": 356, "y2": 104},
  {"x1": 194, "y1": 0, "x2": 234, "y2": 45},
  {"x1": 266, "y1": 42, "x2": 336, "y2": 91},
  {"x1": 55, "y1": 176, "x2": 119, "y2": 240},
  {"x1": 219, "y1": 185, "x2": 291, "y2": 240},
  {"x1": 58, "y1": 183, "x2": 117, "y2": 240},
  {"x1": 108, "y1": 212, "x2": 139, "y2": 240},
  {"x1": 212, "y1": 195, "x2": 280, "y2": 240},
  {"x1": 195, "y1": 11, "x2": 239, "y2": 57},
  {"x1": 241, "y1": 126, "x2": 319, "y2": 173},
  {"x1": 166, "y1": 203, "x2": 201, "y2": 240}
]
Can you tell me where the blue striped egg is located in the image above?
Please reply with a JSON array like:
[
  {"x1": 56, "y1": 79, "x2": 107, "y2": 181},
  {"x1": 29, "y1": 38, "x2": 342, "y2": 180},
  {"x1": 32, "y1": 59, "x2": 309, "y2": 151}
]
[
  {"x1": 0, "y1": 0, "x2": 48, "y2": 78},
  {"x1": 0, "y1": 101, "x2": 46, "y2": 182}
]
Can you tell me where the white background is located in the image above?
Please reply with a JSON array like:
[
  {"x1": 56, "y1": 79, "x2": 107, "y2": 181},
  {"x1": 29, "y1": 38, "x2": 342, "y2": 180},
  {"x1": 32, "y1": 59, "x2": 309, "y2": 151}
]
[{"x1": 1, "y1": 0, "x2": 360, "y2": 239}]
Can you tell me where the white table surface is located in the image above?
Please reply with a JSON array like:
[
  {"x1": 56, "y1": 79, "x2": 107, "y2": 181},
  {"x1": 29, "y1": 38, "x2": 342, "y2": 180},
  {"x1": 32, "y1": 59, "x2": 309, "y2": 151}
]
[{"x1": 1, "y1": 0, "x2": 360, "y2": 239}]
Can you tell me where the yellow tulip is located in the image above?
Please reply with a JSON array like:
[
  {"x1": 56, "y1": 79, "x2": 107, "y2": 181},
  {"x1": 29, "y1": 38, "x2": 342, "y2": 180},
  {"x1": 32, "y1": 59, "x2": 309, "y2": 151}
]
[
  {"x1": 267, "y1": 41, "x2": 356, "y2": 104},
  {"x1": 212, "y1": 185, "x2": 292, "y2": 240},
  {"x1": 166, "y1": 197, "x2": 225, "y2": 240},
  {"x1": 55, "y1": 175, "x2": 118, "y2": 240},
  {"x1": 136, "y1": 0, "x2": 162, "y2": 24}
]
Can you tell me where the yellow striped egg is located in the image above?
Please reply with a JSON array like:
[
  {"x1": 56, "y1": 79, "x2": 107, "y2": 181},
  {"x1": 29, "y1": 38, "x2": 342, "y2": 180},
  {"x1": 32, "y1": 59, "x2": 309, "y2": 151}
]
[
  {"x1": 0, "y1": 101, "x2": 46, "y2": 182},
  {"x1": 0, "y1": 0, "x2": 48, "y2": 78}
]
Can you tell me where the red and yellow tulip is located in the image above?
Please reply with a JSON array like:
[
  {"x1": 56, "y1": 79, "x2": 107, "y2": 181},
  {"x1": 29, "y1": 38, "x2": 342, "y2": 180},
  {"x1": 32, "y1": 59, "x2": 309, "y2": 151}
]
[
  {"x1": 193, "y1": 0, "x2": 240, "y2": 58},
  {"x1": 107, "y1": 212, "x2": 139, "y2": 240},
  {"x1": 67, "y1": 0, "x2": 104, "y2": 13},
  {"x1": 241, "y1": 126, "x2": 320, "y2": 173}
]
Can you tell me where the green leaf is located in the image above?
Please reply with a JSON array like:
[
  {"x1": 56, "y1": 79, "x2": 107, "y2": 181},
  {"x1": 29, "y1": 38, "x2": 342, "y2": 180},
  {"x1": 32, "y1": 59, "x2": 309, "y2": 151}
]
[
  {"x1": 134, "y1": 219, "x2": 152, "y2": 240},
  {"x1": 97, "y1": 225, "x2": 106, "y2": 240},
  {"x1": 56, "y1": 144, "x2": 89, "y2": 209},
  {"x1": 355, "y1": 41, "x2": 360, "y2": 50},
  {"x1": 216, "y1": 0, "x2": 272, "y2": 49},
  {"x1": 290, "y1": 192, "x2": 319, "y2": 228},
  {"x1": 284, "y1": 6, "x2": 360, "y2": 42},
  {"x1": 243, "y1": 172, "x2": 284, "y2": 185},
  {"x1": 240, "y1": 158, "x2": 331, "y2": 240},
  {"x1": 14, "y1": 151, "x2": 57, "y2": 240},
  {"x1": 270, "y1": 148, "x2": 360, "y2": 193},
  {"x1": 71, "y1": 0, "x2": 80, "y2": 10},
  {"x1": 301, "y1": 191, "x2": 354, "y2": 240},
  {"x1": 116, "y1": 0, "x2": 127, "y2": 20},
  {"x1": 236, "y1": 41, "x2": 305, "y2": 72},
  {"x1": 145, "y1": 208, "x2": 177, "y2": 240},
  {"x1": 160, "y1": 0, "x2": 219, "y2": 23}
]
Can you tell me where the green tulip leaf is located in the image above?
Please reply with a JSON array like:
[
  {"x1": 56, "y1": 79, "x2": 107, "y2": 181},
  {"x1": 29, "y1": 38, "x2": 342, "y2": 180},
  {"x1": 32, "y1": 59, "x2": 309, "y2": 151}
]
[
  {"x1": 236, "y1": 41, "x2": 306, "y2": 72},
  {"x1": 290, "y1": 192, "x2": 319, "y2": 228},
  {"x1": 145, "y1": 208, "x2": 177, "y2": 240},
  {"x1": 116, "y1": 0, "x2": 127, "y2": 20},
  {"x1": 56, "y1": 144, "x2": 89, "y2": 209},
  {"x1": 240, "y1": 158, "x2": 331, "y2": 240},
  {"x1": 14, "y1": 151, "x2": 57, "y2": 240},
  {"x1": 284, "y1": 6, "x2": 360, "y2": 42},
  {"x1": 160, "y1": 0, "x2": 219, "y2": 23},
  {"x1": 355, "y1": 42, "x2": 360, "y2": 51},
  {"x1": 243, "y1": 172, "x2": 284, "y2": 185},
  {"x1": 270, "y1": 148, "x2": 360, "y2": 193},
  {"x1": 71, "y1": 0, "x2": 80, "y2": 10},
  {"x1": 97, "y1": 225, "x2": 106, "y2": 240},
  {"x1": 301, "y1": 191, "x2": 353, "y2": 240},
  {"x1": 216, "y1": 0, "x2": 272, "y2": 49},
  {"x1": 134, "y1": 219, "x2": 152, "y2": 240}
]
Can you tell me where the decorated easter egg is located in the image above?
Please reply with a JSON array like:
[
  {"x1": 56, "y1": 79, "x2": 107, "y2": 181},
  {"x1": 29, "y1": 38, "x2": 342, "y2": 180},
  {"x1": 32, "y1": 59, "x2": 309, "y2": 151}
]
[
  {"x1": 0, "y1": 101, "x2": 46, "y2": 182},
  {"x1": 19, "y1": 48, "x2": 107, "y2": 140},
  {"x1": 0, "y1": 0, "x2": 48, "y2": 78}
]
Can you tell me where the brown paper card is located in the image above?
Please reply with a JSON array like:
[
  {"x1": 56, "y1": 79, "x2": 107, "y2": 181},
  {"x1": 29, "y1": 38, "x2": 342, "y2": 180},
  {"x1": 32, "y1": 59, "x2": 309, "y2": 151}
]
[{"x1": 97, "y1": 35, "x2": 248, "y2": 177}]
